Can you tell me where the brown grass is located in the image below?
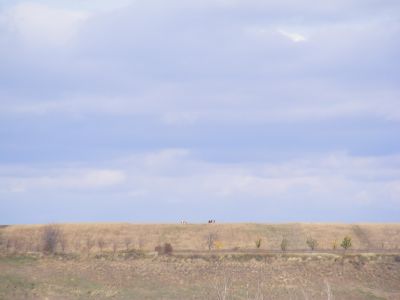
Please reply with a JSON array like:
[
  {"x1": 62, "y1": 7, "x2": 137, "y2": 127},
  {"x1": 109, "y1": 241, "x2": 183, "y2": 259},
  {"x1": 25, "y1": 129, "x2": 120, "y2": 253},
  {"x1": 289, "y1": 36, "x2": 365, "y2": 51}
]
[
  {"x1": 1, "y1": 223, "x2": 400, "y2": 299},
  {"x1": 1, "y1": 252, "x2": 400, "y2": 299},
  {"x1": 1, "y1": 223, "x2": 399, "y2": 254}
]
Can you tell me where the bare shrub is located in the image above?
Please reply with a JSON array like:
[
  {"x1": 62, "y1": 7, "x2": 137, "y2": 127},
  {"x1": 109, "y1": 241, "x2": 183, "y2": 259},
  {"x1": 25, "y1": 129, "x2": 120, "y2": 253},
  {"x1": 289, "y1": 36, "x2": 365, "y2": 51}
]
[
  {"x1": 243, "y1": 280, "x2": 265, "y2": 300},
  {"x1": 13, "y1": 237, "x2": 24, "y2": 253},
  {"x1": 111, "y1": 239, "x2": 118, "y2": 255},
  {"x1": 25, "y1": 234, "x2": 35, "y2": 252},
  {"x1": 35, "y1": 240, "x2": 42, "y2": 252},
  {"x1": 253, "y1": 280, "x2": 264, "y2": 300},
  {"x1": 154, "y1": 245, "x2": 163, "y2": 254},
  {"x1": 324, "y1": 279, "x2": 333, "y2": 300},
  {"x1": 209, "y1": 264, "x2": 232, "y2": 300},
  {"x1": 74, "y1": 239, "x2": 81, "y2": 253},
  {"x1": 85, "y1": 236, "x2": 95, "y2": 255},
  {"x1": 280, "y1": 237, "x2": 288, "y2": 252},
  {"x1": 332, "y1": 240, "x2": 338, "y2": 250},
  {"x1": 164, "y1": 243, "x2": 173, "y2": 255},
  {"x1": 306, "y1": 237, "x2": 318, "y2": 251},
  {"x1": 154, "y1": 243, "x2": 173, "y2": 255},
  {"x1": 124, "y1": 237, "x2": 132, "y2": 251},
  {"x1": 59, "y1": 234, "x2": 67, "y2": 253},
  {"x1": 255, "y1": 238, "x2": 262, "y2": 249},
  {"x1": 15, "y1": 229, "x2": 33, "y2": 253},
  {"x1": 206, "y1": 232, "x2": 218, "y2": 251},
  {"x1": 97, "y1": 238, "x2": 106, "y2": 253},
  {"x1": 0, "y1": 233, "x2": 6, "y2": 253},
  {"x1": 213, "y1": 276, "x2": 231, "y2": 300},
  {"x1": 137, "y1": 237, "x2": 145, "y2": 250},
  {"x1": 42, "y1": 225, "x2": 61, "y2": 254},
  {"x1": 6, "y1": 238, "x2": 14, "y2": 253}
]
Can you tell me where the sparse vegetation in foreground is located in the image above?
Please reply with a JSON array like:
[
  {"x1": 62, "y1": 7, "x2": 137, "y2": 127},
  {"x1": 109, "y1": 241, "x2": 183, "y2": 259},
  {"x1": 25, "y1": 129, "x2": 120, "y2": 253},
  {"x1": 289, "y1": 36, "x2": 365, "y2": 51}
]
[
  {"x1": 0, "y1": 223, "x2": 399, "y2": 299},
  {"x1": 0, "y1": 252, "x2": 399, "y2": 300}
]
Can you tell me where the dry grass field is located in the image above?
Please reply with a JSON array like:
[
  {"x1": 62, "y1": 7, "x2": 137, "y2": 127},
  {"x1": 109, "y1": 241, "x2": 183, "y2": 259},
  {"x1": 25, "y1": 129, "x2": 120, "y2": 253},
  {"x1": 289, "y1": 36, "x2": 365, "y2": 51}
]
[
  {"x1": 1, "y1": 223, "x2": 400, "y2": 299},
  {"x1": 1, "y1": 223, "x2": 400, "y2": 253}
]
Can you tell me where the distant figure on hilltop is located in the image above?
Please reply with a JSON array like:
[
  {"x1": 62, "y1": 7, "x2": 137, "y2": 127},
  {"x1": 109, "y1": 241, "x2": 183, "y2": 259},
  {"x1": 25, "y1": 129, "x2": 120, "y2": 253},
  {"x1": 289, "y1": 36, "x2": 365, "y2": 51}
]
[{"x1": 208, "y1": 219, "x2": 216, "y2": 224}]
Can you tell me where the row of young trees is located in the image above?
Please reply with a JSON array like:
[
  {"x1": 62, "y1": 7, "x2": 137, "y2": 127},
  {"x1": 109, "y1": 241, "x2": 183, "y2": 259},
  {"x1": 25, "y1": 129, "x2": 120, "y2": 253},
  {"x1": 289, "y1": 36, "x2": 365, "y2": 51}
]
[
  {"x1": 255, "y1": 236, "x2": 352, "y2": 252},
  {"x1": 205, "y1": 232, "x2": 353, "y2": 252},
  {"x1": 283, "y1": 236, "x2": 351, "y2": 251}
]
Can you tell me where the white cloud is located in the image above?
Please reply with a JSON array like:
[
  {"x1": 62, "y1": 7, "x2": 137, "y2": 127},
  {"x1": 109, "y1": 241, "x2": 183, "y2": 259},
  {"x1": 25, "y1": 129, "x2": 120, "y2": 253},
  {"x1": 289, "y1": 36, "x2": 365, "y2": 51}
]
[
  {"x1": 2, "y1": 83, "x2": 399, "y2": 124},
  {"x1": 1, "y1": 0, "x2": 399, "y2": 126},
  {"x1": 19, "y1": 150, "x2": 400, "y2": 203},
  {"x1": 1, "y1": 150, "x2": 399, "y2": 222},
  {"x1": 119, "y1": 150, "x2": 400, "y2": 206},
  {"x1": 2, "y1": 3, "x2": 88, "y2": 46},
  {"x1": 277, "y1": 29, "x2": 307, "y2": 42}
]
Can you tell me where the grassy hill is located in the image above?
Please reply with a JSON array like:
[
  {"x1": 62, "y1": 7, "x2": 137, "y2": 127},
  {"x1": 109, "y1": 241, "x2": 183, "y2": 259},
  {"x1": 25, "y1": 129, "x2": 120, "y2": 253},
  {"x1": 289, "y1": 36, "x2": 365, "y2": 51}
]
[
  {"x1": 1, "y1": 223, "x2": 400, "y2": 299},
  {"x1": 1, "y1": 223, "x2": 400, "y2": 254}
]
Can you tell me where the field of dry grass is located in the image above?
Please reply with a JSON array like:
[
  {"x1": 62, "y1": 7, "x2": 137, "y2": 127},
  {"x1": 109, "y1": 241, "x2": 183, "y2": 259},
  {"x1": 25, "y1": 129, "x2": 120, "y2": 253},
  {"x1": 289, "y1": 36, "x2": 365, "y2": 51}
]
[
  {"x1": 1, "y1": 223, "x2": 400, "y2": 254},
  {"x1": 1, "y1": 252, "x2": 400, "y2": 299},
  {"x1": 0, "y1": 223, "x2": 399, "y2": 299}
]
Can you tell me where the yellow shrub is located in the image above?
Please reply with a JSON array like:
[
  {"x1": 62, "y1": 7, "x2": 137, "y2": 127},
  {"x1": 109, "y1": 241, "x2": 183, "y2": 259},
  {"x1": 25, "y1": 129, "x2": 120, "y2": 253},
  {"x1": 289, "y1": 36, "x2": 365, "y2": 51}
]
[{"x1": 214, "y1": 241, "x2": 223, "y2": 250}]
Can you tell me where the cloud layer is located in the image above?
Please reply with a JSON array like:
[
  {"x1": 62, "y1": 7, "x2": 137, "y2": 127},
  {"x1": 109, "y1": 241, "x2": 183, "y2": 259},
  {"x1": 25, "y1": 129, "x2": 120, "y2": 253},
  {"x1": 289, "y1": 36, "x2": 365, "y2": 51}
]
[
  {"x1": 0, "y1": 0, "x2": 399, "y2": 223},
  {"x1": 1, "y1": 150, "x2": 399, "y2": 223}
]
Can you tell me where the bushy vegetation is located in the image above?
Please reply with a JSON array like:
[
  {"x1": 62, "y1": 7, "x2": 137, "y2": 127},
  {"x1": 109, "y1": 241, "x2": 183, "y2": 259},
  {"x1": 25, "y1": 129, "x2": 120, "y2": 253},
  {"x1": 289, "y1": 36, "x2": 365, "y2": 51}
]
[
  {"x1": 97, "y1": 238, "x2": 106, "y2": 253},
  {"x1": 85, "y1": 237, "x2": 95, "y2": 254},
  {"x1": 255, "y1": 238, "x2": 262, "y2": 249},
  {"x1": 214, "y1": 241, "x2": 223, "y2": 250},
  {"x1": 341, "y1": 236, "x2": 352, "y2": 251},
  {"x1": 280, "y1": 238, "x2": 288, "y2": 252},
  {"x1": 124, "y1": 237, "x2": 132, "y2": 251},
  {"x1": 332, "y1": 240, "x2": 338, "y2": 250},
  {"x1": 42, "y1": 225, "x2": 62, "y2": 254},
  {"x1": 306, "y1": 237, "x2": 318, "y2": 251},
  {"x1": 1, "y1": 224, "x2": 399, "y2": 258},
  {"x1": 155, "y1": 243, "x2": 173, "y2": 255},
  {"x1": 206, "y1": 232, "x2": 218, "y2": 251},
  {"x1": 164, "y1": 243, "x2": 173, "y2": 254}
]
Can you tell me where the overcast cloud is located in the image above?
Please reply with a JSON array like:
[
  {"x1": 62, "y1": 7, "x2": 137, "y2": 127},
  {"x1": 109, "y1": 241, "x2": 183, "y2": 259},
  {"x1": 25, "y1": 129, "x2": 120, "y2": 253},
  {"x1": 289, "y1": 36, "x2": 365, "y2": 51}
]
[{"x1": 0, "y1": 0, "x2": 399, "y2": 224}]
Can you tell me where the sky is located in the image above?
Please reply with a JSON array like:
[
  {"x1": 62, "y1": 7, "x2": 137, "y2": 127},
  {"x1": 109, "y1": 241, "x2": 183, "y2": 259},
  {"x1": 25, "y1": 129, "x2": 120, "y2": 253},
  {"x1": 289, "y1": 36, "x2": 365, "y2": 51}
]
[{"x1": 0, "y1": 0, "x2": 399, "y2": 224}]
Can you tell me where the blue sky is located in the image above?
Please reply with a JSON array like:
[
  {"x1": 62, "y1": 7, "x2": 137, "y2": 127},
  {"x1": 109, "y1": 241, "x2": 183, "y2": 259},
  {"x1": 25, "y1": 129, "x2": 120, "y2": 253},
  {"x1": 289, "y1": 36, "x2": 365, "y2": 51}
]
[{"x1": 0, "y1": 0, "x2": 399, "y2": 224}]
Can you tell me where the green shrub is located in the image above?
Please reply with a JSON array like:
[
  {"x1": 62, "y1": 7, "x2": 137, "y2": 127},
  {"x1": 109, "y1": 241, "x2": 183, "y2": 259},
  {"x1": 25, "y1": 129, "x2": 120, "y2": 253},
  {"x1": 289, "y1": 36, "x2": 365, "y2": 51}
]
[{"x1": 341, "y1": 236, "x2": 352, "y2": 251}]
